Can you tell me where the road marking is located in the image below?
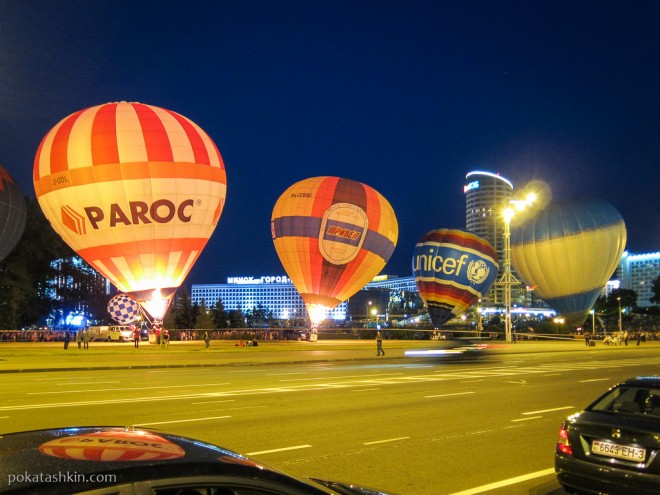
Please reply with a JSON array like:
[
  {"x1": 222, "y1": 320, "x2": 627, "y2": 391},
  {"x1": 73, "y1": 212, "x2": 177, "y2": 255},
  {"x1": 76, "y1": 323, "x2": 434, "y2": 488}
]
[
  {"x1": 27, "y1": 382, "x2": 231, "y2": 394},
  {"x1": 247, "y1": 445, "x2": 312, "y2": 456},
  {"x1": 136, "y1": 415, "x2": 231, "y2": 426},
  {"x1": 522, "y1": 406, "x2": 574, "y2": 415},
  {"x1": 447, "y1": 467, "x2": 555, "y2": 495},
  {"x1": 363, "y1": 436, "x2": 410, "y2": 446},
  {"x1": 580, "y1": 378, "x2": 609, "y2": 383},
  {"x1": 353, "y1": 388, "x2": 380, "y2": 392},
  {"x1": 511, "y1": 416, "x2": 543, "y2": 422},
  {"x1": 55, "y1": 381, "x2": 120, "y2": 385},
  {"x1": 191, "y1": 399, "x2": 236, "y2": 405},
  {"x1": 425, "y1": 391, "x2": 475, "y2": 399}
]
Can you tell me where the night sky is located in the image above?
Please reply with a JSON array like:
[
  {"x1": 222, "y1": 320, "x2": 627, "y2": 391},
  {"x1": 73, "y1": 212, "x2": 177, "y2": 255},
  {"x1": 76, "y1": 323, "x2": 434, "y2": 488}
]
[{"x1": 1, "y1": 1, "x2": 658, "y2": 288}]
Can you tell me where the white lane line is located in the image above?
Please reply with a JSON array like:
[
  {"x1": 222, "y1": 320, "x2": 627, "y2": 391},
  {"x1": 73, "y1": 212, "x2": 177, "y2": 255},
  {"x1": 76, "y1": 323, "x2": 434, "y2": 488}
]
[
  {"x1": 363, "y1": 437, "x2": 410, "y2": 446},
  {"x1": 28, "y1": 382, "x2": 231, "y2": 394},
  {"x1": 55, "y1": 381, "x2": 120, "y2": 386},
  {"x1": 579, "y1": 378, "x2": 609, "y2": 383},
  {"x1": 543, "y1": 373, "x2": 561, "y2": 376},
  {"x1": 0, "y1": 416, "x2": 8, "y2": 419},
  {"x1": 136, "y1": 415, "x2": 231, "y2": 426},
  {"x1": 246, "y1": 445, "x2": 312, "y2": 456},
  {"x1": 425, "y1": 391, "x2": 475, "y2": 399},
  {"x1": 279, "y1": 373, "x2": 402, "y2": 382},
  {"x1": 352, "y1": 388, "x2": 380, "y2": 392},
  {"x1": 448, "y1": 468, "x2": 555, "y2": 495},
  {"x1": 511, "y1": 416, "x2": 543, "y2": 422},
  {"x1": 191, "y1": 399, "x2": 236, "y2": 405},
  {"x1": 522, "y1": 406, "x2": 574, "y2": 415}
]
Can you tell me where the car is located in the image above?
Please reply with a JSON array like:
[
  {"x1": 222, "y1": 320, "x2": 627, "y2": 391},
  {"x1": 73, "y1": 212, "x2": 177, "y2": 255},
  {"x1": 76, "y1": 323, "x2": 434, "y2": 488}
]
[
  {"x1": 555, "y1": 376, "x2": 660, "y2": 495},
  {"x1": 0, "y1": 426, "x2": 396, "y2": 495}
]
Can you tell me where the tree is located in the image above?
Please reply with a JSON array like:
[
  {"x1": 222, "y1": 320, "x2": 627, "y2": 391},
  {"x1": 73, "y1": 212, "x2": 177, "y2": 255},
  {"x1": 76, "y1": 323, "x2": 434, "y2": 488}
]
[
  {"x1": 0, "y1": 198, "x2": 74, "y2": 329},
  {"x1": 211, "y1": 298, "x2": 229, "y2": 329},
  {"x1": 195, "y1": 300, "x2": 215, "y2": 329},
  {"x1": 651, "y1": 276, "x2": 660, "y2": 305},
  {"x1": 173, "y1": 288, "x2": 197, "y2": 329},
  {"x1": 229, "y1": 308, "x2": 246, "y2": 328}
]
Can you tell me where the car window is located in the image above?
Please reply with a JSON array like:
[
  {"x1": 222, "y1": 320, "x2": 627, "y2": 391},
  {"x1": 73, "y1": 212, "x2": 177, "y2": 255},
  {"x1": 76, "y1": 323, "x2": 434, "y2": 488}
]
[{"x1": 590, "y1": 386, "x2": 660, "y2": 417}]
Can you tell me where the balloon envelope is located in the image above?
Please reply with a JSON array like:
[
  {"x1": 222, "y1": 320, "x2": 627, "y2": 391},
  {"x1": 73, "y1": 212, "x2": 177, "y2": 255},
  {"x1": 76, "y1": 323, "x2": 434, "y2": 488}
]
[
  {"x1": 34, "y1": 102, "x2": 227, "y2": 320},
  {"x1": 107, "y1": 293, "x2": 141, "y2": 325},
  {"x1": 413, "y1": 229, "x2": 499, "y2": 329},
  {"x1": 511, "y1": 198, "x2": 626, "y2": 325},
  {"x1": 271, "y1": 176, "x2": 398, "y2": 321},
  {"x1": 0, "y1": 165, "x2": 27, "y2": 263}
]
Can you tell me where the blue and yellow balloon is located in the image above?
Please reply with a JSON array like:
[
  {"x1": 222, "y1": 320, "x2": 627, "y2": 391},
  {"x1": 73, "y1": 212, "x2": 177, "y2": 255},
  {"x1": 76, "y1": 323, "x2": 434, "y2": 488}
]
[{"x1": 510, "y1": 198, "x2": 626, "y2": 325}]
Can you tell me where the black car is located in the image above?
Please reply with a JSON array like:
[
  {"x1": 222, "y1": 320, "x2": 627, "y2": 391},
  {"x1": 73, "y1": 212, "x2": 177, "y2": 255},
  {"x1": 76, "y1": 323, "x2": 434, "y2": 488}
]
[
  {"x1": 0, "y1": 426, "x2": 395, "y2": 495},
  {"x1": 555, "y1": 376, "x2": 660, "y2": 495}
]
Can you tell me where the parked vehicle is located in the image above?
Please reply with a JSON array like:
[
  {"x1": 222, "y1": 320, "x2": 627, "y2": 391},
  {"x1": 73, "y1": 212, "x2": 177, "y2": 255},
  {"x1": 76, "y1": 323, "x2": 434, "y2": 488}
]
[
  {"x1": 555, "y1": 376, "x2": 660, "y2": 494},
  {"x1": 0, "y1": 426, "x2": 396, "y2": 494},
  {"x1": 88, "y1": 326, "x2": 134, "y2": 342}
]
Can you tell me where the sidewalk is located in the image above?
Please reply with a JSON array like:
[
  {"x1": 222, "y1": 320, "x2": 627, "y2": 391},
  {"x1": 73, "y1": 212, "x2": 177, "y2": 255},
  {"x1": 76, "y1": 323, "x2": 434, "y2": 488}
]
[{"x1": 0, "y1": 339, "x2": 657, "y2": 373}]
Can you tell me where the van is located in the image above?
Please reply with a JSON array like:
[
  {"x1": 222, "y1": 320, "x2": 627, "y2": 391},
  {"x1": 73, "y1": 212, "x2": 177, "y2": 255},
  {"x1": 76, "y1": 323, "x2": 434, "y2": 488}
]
[{"x1": 88, "y1": 326, "x2": 133, "y2": 342}]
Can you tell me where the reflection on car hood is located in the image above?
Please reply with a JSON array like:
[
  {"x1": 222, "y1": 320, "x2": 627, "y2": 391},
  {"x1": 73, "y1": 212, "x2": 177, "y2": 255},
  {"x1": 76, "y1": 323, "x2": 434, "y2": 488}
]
[{"x1": 0, "y1": 426, "x2": 398, "y2": 494}]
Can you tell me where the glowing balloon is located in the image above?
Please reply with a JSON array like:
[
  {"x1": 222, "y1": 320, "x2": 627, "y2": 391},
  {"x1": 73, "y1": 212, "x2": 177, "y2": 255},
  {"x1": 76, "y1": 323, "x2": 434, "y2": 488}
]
[
  {"x1": 511, "y1": 198, "x2": 626, "y2": 325},
  {"x1": 0, "y1": 165, "x2": 27, "y2": 263},
  {"x1": 413, "y1": 228, "x2": 499, "y2": 329},
  {"x1": 33, "y1": 102, "x2": 226, "y2": 320},
  {"x1": 107, "y1": 293, "x2": 141, "y2": 325},
  {"x1": 271, "y1": 176, "x2": 398, "y2": 322}
]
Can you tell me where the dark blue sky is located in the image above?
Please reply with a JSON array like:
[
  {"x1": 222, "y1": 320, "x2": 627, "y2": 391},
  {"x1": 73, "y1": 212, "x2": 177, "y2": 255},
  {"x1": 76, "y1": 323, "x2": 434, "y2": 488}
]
[{"x1": 1, "y1": 1, "x2": 658, "y2": 288}]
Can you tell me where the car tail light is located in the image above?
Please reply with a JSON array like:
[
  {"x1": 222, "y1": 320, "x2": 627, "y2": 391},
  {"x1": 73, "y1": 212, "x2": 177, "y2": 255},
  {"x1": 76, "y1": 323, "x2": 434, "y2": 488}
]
[{"x1": 557, "y1": 423, "x2": 573, "y2": 455}]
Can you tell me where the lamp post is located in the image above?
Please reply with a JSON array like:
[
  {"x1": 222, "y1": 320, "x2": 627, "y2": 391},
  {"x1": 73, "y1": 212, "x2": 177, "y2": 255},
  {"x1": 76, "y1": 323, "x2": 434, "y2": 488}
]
[
  {"x1": 500, "y1": 192, "x2": 536, "y2": 344},
  {"x1": 590, "y1": 308, "x2": 596, "y2": 334},
  {"x1": 617, "y1": 297, "x2": 623, "y2": 334},
  {"x1": 371, "y1": 308, "x2": 378, "y2": 329}
]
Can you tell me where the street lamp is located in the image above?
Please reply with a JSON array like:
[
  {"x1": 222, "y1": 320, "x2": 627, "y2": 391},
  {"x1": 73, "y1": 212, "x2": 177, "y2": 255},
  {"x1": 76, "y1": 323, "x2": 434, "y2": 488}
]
[
  {"x1": 500, "y1": 192, "x2": 536, "y2": 344},
  {"x1": 371, "y1": 308, "x2": 378, "y2": 329},
  {"x1": 617, "y1": 297, "x2": 623, "y2": 334},
  {"x1": 590, "y1": 308, "x2": 596, "y2": 334}
]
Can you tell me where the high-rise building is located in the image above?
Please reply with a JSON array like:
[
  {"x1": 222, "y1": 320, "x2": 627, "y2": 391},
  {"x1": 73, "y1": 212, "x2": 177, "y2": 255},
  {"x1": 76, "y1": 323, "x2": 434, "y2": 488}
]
[
  {"x1": 464, "y1": 170, "x2": 514, "y2": 305},
  {"x1": 618, "y1": 251, "x2": 660, "y2": 307}
]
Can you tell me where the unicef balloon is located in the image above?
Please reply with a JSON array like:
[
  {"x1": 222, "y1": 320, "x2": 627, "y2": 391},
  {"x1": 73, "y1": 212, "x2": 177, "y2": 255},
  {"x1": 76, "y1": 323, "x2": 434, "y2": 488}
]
[
  {"x1": 34, "y1": 102, "x2": 227, "y2": 321},
  {"x1": 271, "y1": 176, "x2": 398, "y2": 322},
  {"x1": 413, "y1": 229, "x2": 499, "y2": 329},
  {"x1": 511, "y1": 198, "x2": 626, "y2": 325},
  {"x1": 0, "y1": 165, "x2": 27, "y2": 263},
  {"x1": 107, "y1": 293, "x2": 141, "y2": 325}
]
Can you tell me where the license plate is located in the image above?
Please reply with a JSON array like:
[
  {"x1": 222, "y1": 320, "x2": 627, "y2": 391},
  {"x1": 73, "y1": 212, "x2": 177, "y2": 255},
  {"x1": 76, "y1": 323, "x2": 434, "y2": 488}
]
[{"x1": 592, "y1": 440, "x2": 646, "y2": 462}]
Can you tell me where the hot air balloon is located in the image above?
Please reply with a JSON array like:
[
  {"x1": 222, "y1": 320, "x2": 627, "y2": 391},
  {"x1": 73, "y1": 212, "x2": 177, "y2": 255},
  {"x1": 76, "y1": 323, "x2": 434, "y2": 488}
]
[
  {"x1": 0, "y1": 165, "x2": 27, "y2": 263},
  {"x1": 271, "y1": 176, "x2": 398, "y2": 326},
  {"x1": 107, "y1": 293, "x2": 142, "y2": 325},
  {"x1": 510, "y1": 198, "x2": 626, "y2": 326},
  {"x1": 413, "y1": 228, "x2": 499, "y2": 329},
  {"x1": 33, "y1": 101, "x2": 226, "y2": 323}
]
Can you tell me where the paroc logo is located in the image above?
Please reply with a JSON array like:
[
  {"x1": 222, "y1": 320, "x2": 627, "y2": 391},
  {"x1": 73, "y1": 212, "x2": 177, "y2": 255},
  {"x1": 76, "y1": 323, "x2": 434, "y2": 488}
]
[{"x1": 61, "y1": 199, "x2": 194, "y2": 234}]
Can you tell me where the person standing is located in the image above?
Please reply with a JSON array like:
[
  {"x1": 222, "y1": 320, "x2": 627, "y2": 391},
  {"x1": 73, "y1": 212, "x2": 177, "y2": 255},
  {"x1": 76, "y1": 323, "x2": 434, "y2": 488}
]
[
  {"x1": 160, "y1": 329, "x2": 170, "y2": 349},
  {"x1": 75, "y1": 329, "x2": 83, "y2": 349},
  {"x1": 203, "y1": 331, "x2": 210, "y2": 349},
  {"x1": 63, "y1": 331, "x2": 71, "y2": 350},
  {"x1": 376, "y1": 331, "x2": 384, "y2": 356},
  {"x1": 83, "y1": 327, "x2": 90, "y2": 349},
  {"x1": 133, "y1": 326, "x2": 140, "y2": 348}
]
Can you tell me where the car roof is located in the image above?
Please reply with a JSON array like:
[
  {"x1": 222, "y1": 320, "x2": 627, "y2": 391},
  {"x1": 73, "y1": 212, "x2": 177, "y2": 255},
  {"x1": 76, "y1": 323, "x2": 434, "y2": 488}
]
[
  {"x1": 0, "y1": 426, "x2": 318, "y2": 494},
  {"x1": 621, "y1": 376, "x2": 660, "y2": 388}
]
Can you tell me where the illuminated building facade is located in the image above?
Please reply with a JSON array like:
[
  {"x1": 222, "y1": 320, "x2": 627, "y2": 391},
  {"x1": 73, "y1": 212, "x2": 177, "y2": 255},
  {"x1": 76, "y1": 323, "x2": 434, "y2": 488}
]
[
  {"x1": 191, "y1": 276, "x2": 347, "y2": 321},
  {"x1": 618, "y1": 251, "x2": 660, "y2": 307}
]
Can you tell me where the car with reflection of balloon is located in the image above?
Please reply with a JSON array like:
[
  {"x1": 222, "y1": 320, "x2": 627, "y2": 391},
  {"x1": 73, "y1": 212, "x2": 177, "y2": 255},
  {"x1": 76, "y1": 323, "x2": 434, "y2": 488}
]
[
  {"x1": 555, "y1": 376, "x2": 660, "y2": 495},
  {"x1": 0, "y1": 426, "x2": 398, "y2": 495}
]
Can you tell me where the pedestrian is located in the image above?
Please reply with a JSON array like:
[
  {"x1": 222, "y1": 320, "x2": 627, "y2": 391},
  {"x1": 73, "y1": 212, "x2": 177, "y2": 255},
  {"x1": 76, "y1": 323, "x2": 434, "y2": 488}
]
[
  {"x1": 160, "y1": 328, "x2": 170, "y2": 349},
  {"x1": 204, "y1": 331, "x2": 210, "y2": 349},
  {"x1": 133, "y1": 326, "x2": 140, "y2": 348},
  {"x1": 63, "y1": 331, "x2": 71, "y2": 350},
  {"x1": 585, "y1": 333, "x2": 590, "y2": 347},
  {"x1": 75, "y1": 329, "x2": 83, "y2": 349},
  {"x1": 376, "y1": 331, "x2": 384, "y2": 356},
  {"x1": 637, "y1": 332, "x2": 642, "y2": 346},
  {"x1": 83, "y1": 327, "x2": 90, "y2": 349}
]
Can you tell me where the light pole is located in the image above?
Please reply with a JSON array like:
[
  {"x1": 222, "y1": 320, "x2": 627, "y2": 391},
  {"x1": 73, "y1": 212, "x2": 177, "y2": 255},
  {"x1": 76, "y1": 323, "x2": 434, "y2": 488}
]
[
  {"x1": 500, "y1": 192, "x2": 536, "y2": 344},
  {"x1": 590, "y1": 308, "x2": 596, "y2": 334},
  {"x1": 617, "y1": 297, "x2": 623, "y2": 334},
  {"x1": 371, "y1": 308, "x2": 378, "y2": 329}
]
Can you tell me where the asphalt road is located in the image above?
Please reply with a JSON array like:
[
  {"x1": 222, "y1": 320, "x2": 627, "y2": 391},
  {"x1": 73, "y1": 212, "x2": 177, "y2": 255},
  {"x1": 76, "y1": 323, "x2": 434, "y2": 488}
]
[{"x1": 0, "y1": 341, "x2": 658, "y2": 494}]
